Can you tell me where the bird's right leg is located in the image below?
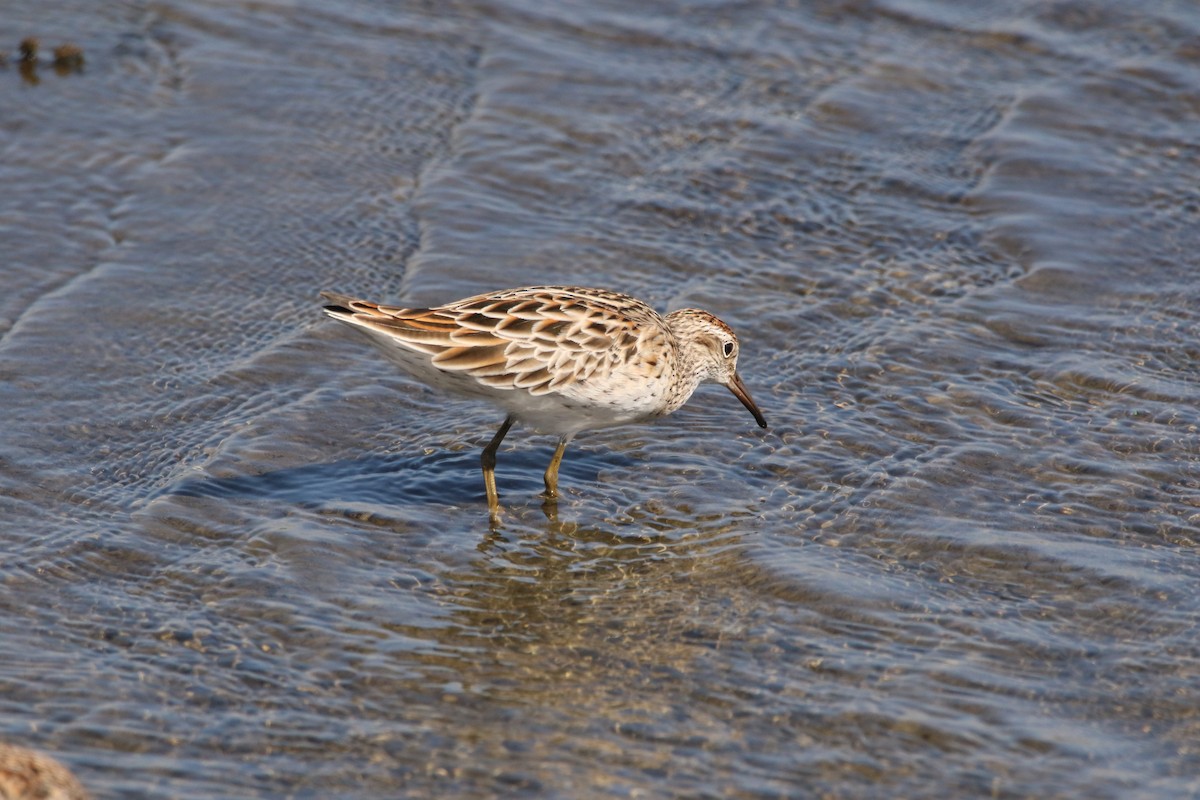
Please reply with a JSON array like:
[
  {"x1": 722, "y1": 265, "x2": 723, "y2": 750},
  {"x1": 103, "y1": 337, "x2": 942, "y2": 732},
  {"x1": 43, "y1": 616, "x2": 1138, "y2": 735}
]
[{"x1": 480, "y1": 415, "x2": 514, "y2": 514}]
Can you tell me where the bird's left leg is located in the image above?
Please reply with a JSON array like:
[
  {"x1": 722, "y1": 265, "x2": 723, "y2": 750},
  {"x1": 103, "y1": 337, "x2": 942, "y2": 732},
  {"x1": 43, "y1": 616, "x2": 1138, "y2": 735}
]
[{"x1": 542, "y1": 434, "x2": 573, "y2": 500}]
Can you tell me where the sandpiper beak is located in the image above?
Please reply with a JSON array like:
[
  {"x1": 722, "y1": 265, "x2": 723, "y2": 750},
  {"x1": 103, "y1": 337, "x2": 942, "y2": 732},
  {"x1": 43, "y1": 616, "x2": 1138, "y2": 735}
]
[{"x1": 728, "y1": 371, "x2": 767, "y2": 429}]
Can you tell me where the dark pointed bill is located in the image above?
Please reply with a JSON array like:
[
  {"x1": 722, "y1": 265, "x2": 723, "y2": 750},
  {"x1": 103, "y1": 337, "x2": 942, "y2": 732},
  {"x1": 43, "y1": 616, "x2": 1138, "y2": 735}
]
[{"x1": 728, "y1": 371, "x2": 767, "y2": 429}]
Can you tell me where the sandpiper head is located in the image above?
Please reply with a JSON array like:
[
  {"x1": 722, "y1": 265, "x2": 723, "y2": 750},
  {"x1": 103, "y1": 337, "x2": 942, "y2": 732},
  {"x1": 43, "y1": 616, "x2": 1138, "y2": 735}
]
[{"x1": 667, "y1": 309, "x2": 767, "y2": 429}]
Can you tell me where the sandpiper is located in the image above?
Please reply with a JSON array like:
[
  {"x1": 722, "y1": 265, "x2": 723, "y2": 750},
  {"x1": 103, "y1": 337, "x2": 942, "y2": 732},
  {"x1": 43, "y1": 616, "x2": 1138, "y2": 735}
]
[{"x1": 322, "y1": 286, "x2": 766, "y2": 513}]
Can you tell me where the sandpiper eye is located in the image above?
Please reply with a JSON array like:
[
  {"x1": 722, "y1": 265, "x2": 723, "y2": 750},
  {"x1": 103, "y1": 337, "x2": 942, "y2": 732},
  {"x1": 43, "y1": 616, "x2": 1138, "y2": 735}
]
[{"x1": 723, "y1": 341, "x2": 735, "y2": 358}]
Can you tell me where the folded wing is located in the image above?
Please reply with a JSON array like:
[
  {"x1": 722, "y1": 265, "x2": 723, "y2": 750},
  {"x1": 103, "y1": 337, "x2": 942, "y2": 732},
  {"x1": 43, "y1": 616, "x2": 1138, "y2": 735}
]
[{"x1": 321, "y1": 287, "x2": 654, "y2": 396}]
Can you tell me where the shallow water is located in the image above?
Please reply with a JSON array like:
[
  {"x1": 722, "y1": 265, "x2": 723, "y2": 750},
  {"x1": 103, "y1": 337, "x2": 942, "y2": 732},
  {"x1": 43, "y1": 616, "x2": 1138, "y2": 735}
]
[{"x1": 2, "y1": 0, "x2": 1199, "y2": 797}]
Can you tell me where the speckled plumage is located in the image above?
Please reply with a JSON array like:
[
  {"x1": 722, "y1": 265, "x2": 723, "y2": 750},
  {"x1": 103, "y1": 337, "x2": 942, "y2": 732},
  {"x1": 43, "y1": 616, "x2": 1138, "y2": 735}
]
[
  {"x1": 322, "y1": 285, "x2": 766, "y2": 512},
  {"x1": 0, "y1": 744, "x2": 89, "y2": 800}
]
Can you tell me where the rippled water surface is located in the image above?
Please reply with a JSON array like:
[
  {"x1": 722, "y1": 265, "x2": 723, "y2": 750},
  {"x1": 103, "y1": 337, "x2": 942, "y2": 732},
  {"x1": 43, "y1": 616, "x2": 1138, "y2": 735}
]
[{"x1": 2, "y1": 0, "x2": 1199, "y2": 797}]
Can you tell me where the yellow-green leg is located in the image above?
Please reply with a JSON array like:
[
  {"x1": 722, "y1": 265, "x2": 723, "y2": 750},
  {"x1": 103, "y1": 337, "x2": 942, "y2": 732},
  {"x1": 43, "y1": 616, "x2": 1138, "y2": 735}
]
[
  {"x1": 543, "y1": 435, "x2": 572, "y2": 500},
  {"x1": 481, "y1": 416, "x2": 514, "y2": 514}
]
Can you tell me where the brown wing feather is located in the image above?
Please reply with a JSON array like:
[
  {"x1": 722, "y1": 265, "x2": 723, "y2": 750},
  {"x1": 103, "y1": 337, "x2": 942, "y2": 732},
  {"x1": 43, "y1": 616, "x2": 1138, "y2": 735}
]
[{"x1": 431, "y1": 344, "x2": 509, "y2": 370}]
